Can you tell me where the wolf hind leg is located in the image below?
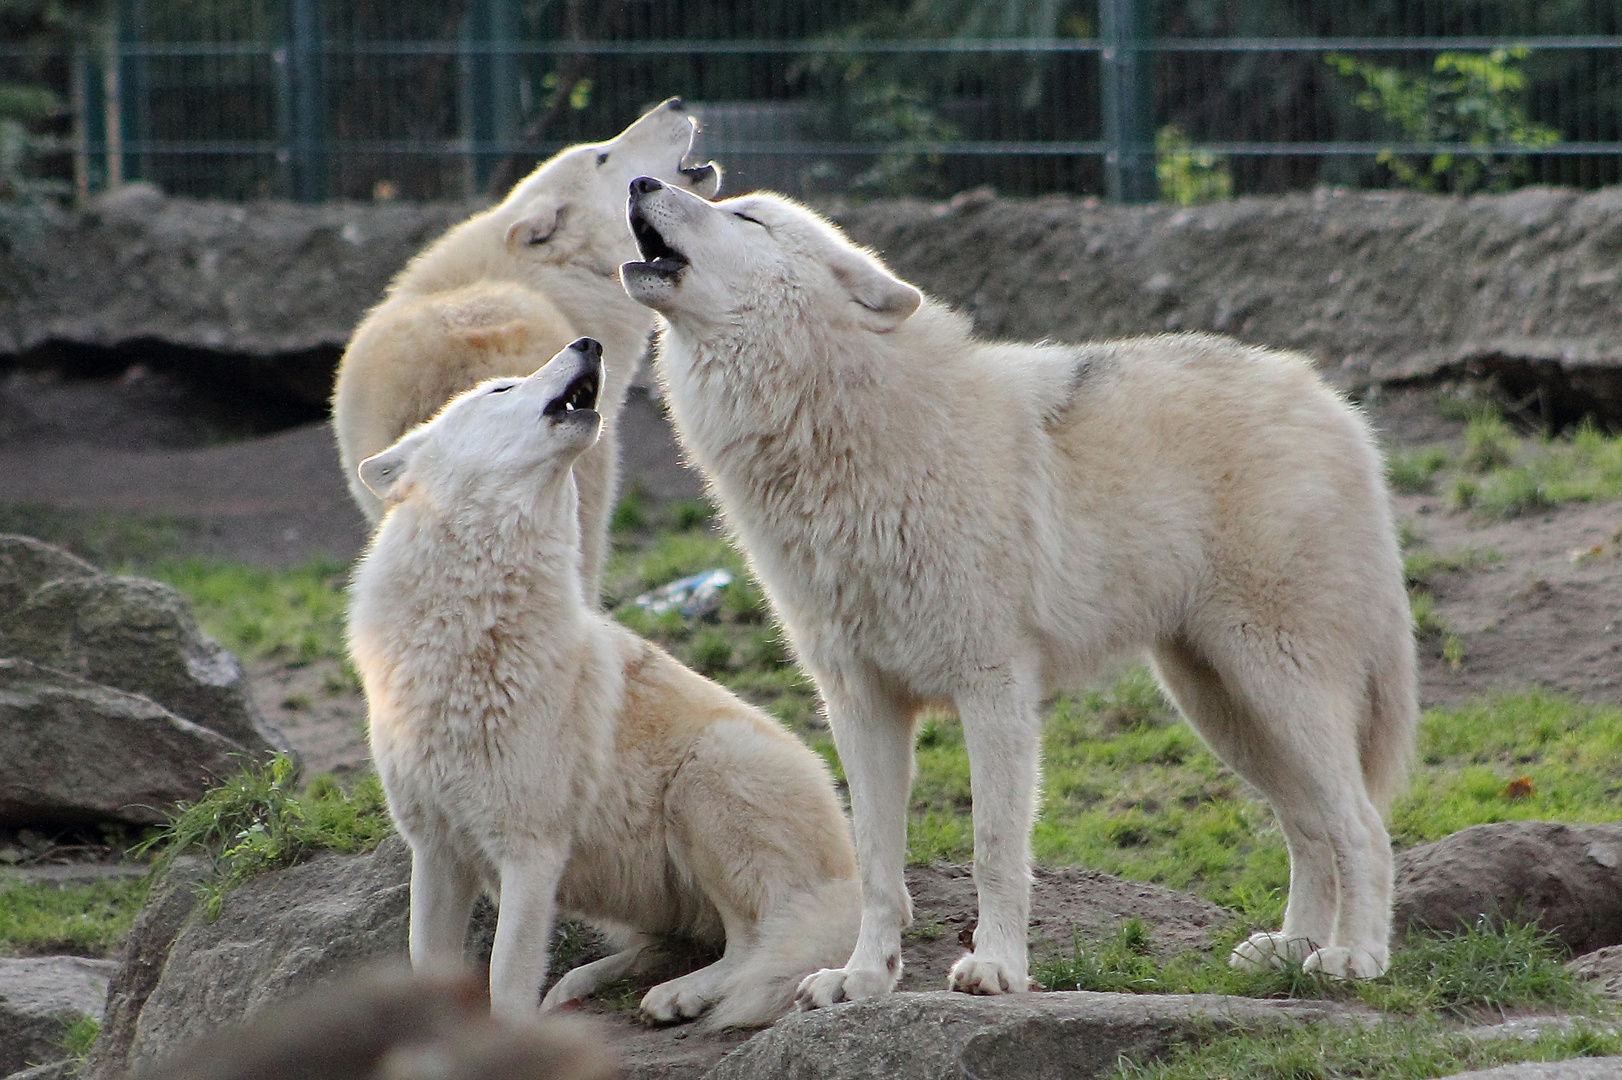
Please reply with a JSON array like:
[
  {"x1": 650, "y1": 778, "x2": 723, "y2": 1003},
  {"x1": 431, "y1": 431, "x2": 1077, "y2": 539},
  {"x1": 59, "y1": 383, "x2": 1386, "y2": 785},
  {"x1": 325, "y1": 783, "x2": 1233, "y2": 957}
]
[{"x1": 1151, "y1": 638, "x2": 1390, "y2": 978}]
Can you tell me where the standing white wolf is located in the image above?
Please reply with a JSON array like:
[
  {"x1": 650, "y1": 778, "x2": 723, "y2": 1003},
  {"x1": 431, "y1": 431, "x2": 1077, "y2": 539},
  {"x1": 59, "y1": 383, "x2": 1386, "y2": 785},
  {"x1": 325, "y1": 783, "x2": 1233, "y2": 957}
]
[
  {"x1": 333, "y1": 98, "x2": 721, "y2": 596},
  {"x1": 347, "y1": 339, "x2": 860, "y2": 1027},
  {"x1": 620, "y1": 178, "x2": 1418, "y2": 1004}
]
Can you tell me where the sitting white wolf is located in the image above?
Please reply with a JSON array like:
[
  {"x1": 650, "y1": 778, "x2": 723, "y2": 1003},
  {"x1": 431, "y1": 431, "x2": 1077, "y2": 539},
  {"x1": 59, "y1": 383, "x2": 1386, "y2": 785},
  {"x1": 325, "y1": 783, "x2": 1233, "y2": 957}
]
[
  {"x1": 333, "y1": 98, "x2": 722, "y2": 597},
  {"x1": 619, "y1": 178, "x2": 1418, "y2": 1004},
  {"x1": 346, "y1": 338, "x2": 860, "y2": 1027}
]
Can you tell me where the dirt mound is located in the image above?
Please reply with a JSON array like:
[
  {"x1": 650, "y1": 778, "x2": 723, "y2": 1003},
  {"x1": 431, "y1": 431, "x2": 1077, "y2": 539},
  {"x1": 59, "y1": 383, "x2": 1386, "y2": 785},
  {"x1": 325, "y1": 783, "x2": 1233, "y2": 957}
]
[{"x1": 9, "y1": 186, "x2": 1622, "y2": 426}]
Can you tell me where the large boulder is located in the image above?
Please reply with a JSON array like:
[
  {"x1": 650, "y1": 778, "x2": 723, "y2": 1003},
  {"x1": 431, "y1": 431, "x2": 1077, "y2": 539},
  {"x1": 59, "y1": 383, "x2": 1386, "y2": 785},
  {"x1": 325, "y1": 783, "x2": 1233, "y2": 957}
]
[
  {"x1": 1392, "y1": 821, "x2": 1622, "y2": 955},
  {"x1": 88, "y1": 838, "x2": 412, "y2": 1080},
  {"x1": 707, "y1": 992, "x2": 1359, "y2": 1080},
  {"x1": 0, "y1": 659, "x2": 249, "y2": 826},
  {"x1": 0, "y1": 536, "x2": 97, "y2": 614},
  {"x1": 0, "y1": 573, "x2": 283, "y2": 756},
  {"x1": 0, "y1": 956, "x2": 117, "y2": 1076}
]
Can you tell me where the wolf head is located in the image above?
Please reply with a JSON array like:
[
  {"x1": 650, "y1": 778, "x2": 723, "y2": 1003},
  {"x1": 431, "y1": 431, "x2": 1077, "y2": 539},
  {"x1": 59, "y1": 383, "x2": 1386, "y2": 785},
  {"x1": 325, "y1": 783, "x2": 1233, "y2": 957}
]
[
  {"x1": 395, "y1": 100, "x2": 722, "y2": 295},
  {"x1": 496, "y1": 100, "x2": 721, "y2": 279},
  {"x1": 619, "y1": 177, "x2": 921, "y2": 336},
  {"x1": 358, "y1": 338, "x2": 604, "y2": 516}
]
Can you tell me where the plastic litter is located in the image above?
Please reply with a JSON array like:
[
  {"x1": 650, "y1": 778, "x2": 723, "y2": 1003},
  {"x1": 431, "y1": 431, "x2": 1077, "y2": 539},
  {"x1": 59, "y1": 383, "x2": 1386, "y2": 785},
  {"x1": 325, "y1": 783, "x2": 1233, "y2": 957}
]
[{"x1": 633, "y1": 568, "x2": 735, "y2": 618}]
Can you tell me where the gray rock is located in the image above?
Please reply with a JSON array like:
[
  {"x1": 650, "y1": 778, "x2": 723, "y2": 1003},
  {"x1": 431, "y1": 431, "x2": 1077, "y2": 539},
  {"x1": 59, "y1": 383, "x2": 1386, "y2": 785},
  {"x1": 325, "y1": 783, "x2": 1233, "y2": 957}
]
[
  {"x1": 1568, "y1": 944, "x2": 1622, "y2": 1001},
  {"x1": 1438, "y1": 1059, "x2": 1622, "y2": 1080},
  {"x1": 1392, "y1": 821, "x2": 1622, "y2": 954},
  {"x1": 83, "y1": 858, "x2": 210, "y2": 1080},
  {"x1": 0, "y1": 956, "x2": 117, "y2": 1076},
  {"x1": 120, "y1": 838, "x2": 412, "y2": 1076},
  {"x1": 706, "y1": 991, "x2": 1363, "y2": 1080},
  {"x1": 0, "y1": 573, "x2": 285, "y2": 756},
  {"x1": 0, "y1": 536, "x2": 97, "y2": 615},
  {"x1": 0, "y1": 659, "x2": 248, "y2": 826}
]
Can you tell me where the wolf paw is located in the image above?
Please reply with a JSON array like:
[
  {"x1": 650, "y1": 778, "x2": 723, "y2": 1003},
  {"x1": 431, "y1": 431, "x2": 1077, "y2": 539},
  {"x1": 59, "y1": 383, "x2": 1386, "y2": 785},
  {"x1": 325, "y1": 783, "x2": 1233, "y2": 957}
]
[
  {"x1": 1303, "y1": 946, "x2": 1386, "y2": 980},
  {"x1": 794, "y1": 965, "x2": 897, "y2": 1010},
  {"x1": 1228, "y1": 931, "x2": 1316, "y2": 971},
  {"x1": 947, "y1": 953, "x2": 1028, "y2": 995},
  {"x1": 641, "y1": 979, "x2": 716, "y2": 1023}
]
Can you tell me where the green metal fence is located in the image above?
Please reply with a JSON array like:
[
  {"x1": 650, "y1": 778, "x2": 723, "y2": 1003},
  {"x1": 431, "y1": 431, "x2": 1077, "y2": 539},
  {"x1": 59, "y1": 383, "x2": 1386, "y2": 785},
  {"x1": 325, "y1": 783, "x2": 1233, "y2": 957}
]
[{"x1": 6, "y1": 0, "x2": 1622, "y2": 203}]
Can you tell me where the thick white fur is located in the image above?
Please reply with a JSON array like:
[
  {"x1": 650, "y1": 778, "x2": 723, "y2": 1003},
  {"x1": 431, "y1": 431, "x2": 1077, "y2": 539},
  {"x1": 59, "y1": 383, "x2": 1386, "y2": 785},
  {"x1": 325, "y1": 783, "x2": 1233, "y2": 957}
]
[
  {"x1": 620, "y1": 183, "x2": 1419, "y2": 1003},
  {"x1": 333, "y1": 99, "x2": 721, "y2": 597},
  {"x1": 347, "y1": 344, "x2": 860, "y2": 1028}
]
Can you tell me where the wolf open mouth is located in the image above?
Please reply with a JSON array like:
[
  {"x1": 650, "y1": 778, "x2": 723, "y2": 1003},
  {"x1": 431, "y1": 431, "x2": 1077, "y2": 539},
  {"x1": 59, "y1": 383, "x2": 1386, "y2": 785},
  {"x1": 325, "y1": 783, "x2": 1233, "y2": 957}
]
[
  {"x1": 629, "y1": 208, "x2": 689, "y2": 278},
  {"x1": 544, "y1": 368, "x2": 601, "y2": 420}
]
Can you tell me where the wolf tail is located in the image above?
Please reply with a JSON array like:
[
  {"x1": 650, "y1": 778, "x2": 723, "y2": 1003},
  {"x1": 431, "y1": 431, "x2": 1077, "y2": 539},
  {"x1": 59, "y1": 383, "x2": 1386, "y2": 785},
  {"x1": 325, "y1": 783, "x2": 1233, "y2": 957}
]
[
  {"x1": 1361, "y1": 625, "x2": 1420, "y2": 812},
  {"x1": 701, "y1": 875, "x2": 863, "y2": 1031}
]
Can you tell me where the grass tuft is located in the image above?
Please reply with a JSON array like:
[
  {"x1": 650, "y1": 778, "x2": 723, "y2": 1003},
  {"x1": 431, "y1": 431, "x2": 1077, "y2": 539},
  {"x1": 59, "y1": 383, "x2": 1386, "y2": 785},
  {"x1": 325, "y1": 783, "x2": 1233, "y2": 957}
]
[
  {"x1": 135, "y1": 756, "x2": 392, "y2": 917},
  {"x1": 1037, "y1": 917, "x2": 1588, "y2": 1017}
]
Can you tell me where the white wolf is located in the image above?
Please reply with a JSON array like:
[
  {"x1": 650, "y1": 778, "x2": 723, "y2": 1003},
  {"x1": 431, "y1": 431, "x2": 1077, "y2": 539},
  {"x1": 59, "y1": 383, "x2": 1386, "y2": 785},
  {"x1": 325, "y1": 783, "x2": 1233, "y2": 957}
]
[
  {"x1": 620, "y1": 178, "x2": 1418, "y2": 1004},
  {"x1": 346, "y1": 338, "x2": 861, "y2": 1027},
  {"x1": 333, "y1": 98, "x2": 722, "y2": 596}
]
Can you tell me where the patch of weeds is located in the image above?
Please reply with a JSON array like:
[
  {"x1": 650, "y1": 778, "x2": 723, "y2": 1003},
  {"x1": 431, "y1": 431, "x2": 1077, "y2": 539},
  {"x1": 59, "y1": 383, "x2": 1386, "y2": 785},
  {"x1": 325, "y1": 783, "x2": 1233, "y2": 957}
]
[
  {"x1": 1388, "y1": 445, "x2": 1452, "y2": 494},
  {"x1": 57, "y1": 1014, "x2": 99, "y2": 1070},
  {"x1": 1121, "y1": 1019, "x2": 1622, "y2": 1080},
  {"x1": 139, "y1": 557, "x2": 353, "y2": 669},
  {"x1": 688, "y1": 627, "x2": 735, "y2": 676},
  {"x1": 609, "y1": 482, "x2": 650, "y2": 533},
  {"x1": 0, "y1": 876, "x2": 149, "y2": 957},
  {"x1": 902, "y1": 917, "x2": 947, "y2": 944},
  {"x1": 1402, "y1": 545, "x2": 1499, "y2": 589},
  {"x1": 1410, "y1": 591, "x2": 1465, "y2": 668},
  {"x1": 1461, "y1": 409, "x2": 1519, "y2": 473},
  {"x1": 0, "y1": 504, "x2": 192, "y2": 567},
  {"x1": 1376, "y1": 919, "x2": 1590, "y2": 1018},
  {"x1": 136, "y1": 756, "x2": 392, "y2": 918},
  {"x1": 1427, "y1": 412, "x2": 1622, "y2": 519}
]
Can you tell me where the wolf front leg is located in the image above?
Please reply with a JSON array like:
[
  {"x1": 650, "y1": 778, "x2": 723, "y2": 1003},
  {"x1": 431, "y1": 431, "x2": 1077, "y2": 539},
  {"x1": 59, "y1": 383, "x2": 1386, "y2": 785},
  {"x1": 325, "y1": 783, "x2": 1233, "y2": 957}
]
[
  {"x1": 409, "y1": 840, "x2": 481, "y2": 972},
  {"x1": 948, "y1": 657, "x2": 1042, "y2": 995},
  {"x1": 489, "y1": 848, "x2": 570, "y2": 1022},
  {"x1": 795, "y1": 669, "x2": 915, "y2": 1008}
]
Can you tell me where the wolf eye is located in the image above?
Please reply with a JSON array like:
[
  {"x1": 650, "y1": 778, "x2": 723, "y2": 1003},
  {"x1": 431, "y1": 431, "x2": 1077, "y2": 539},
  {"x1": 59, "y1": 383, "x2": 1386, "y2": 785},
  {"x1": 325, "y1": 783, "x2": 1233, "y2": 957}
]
[
  {"x1": 487, "y1": 384, "x2": 514, "y2": 395},
  {"x1": 733, "y1": 212, "x2": 765, "y2": 226},
  {"x1": 596, "y1": 152, "x2": 610, "y2": 166}
]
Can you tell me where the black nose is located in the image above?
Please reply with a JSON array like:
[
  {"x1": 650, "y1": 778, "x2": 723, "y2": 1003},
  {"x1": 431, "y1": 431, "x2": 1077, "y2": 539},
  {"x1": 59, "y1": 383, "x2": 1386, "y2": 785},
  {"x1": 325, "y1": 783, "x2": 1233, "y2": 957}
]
[
  {"x1": 571, "y1": 337, "x2": 602, "y2": 360},
  {"x1": 667, "y1": 97, "x2": 684, "y2": 111},
  {"x1": 630, "y1": 176, "x2": 663, "y2": 196}
]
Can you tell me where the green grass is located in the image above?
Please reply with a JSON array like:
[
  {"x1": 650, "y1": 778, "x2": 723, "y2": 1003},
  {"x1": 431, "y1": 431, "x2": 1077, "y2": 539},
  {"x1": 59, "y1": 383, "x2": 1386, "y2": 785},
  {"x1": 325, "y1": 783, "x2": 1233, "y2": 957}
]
[
  {"x1": 1036, "y1": 916, "x2": 1593, "y2": 1017},
  {"x1": 605, "y1": 523, "x2": 820, "y2": 733},
  {"x1": 138, "y1": 557, "x2": 354, "y2": 671},
  {"x1": 909, "y1": 673, "x2": 1622, "y2": 923},
  {"x1": 136, "y1": 756, "x2": 393, "y2": 917},
  {"x1": 1392, "y1": 408, "x2": 1622, "y2": 518},
  {"x1": 57, "y1": 1014, "x2": 100, "y2": 1070},
  {"x1": 0, "y1": 876, "x2": 149, "y2": 956},
  {"x1": 1121, "y1": 1019, "x2": 1622, "y2": 1080}
]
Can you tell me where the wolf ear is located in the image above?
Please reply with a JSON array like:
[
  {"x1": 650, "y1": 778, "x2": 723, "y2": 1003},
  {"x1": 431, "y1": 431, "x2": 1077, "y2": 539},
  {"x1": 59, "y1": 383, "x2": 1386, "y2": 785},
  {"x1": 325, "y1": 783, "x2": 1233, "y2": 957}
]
[
  {"x1": 359, "y1": 429, "x2": 428, "y2": 503},
  {"x1": 503, "y1": 195, "x2": 564, "y2": 249},
  {"x1": 828, "y1": 248, "x2": 921, "y2": 333}
]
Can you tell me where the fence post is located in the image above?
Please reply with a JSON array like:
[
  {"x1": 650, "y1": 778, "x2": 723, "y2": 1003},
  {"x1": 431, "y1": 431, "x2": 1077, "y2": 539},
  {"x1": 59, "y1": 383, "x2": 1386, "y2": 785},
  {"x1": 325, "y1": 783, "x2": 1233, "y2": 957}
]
[
  {"x1": 1100, "y1": 0, "x2": 1155, "y2": 203},
  {"x1": 287, "y1": 0, "x2": 326, "y2": 201},
  {"x1": 460, "y1": 0, "x2": 517, "y2": 196}
]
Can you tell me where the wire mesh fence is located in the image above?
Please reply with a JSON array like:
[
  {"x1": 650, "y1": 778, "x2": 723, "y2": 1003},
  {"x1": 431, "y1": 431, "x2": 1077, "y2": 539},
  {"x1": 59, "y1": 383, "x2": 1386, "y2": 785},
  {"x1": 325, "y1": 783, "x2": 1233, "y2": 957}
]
[{"x1": 6, "y1": 0, "x2": 1622, "y2": 204}]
